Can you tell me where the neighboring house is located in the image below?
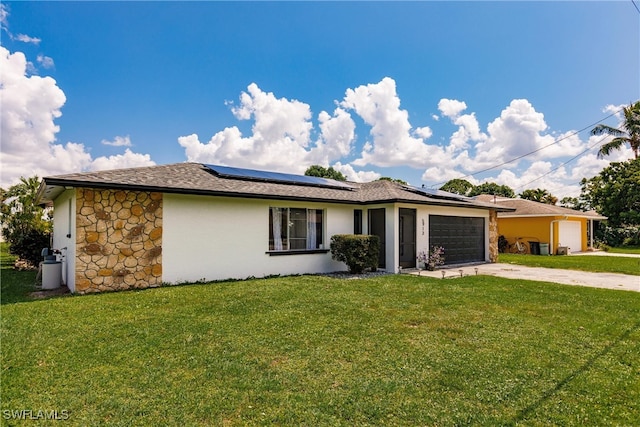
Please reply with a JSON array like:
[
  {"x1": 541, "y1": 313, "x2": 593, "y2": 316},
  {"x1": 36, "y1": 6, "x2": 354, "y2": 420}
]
[
  {"x1": 475, "y1": 195, "x2": 607, "y2": 254},
  {"x1": 37, "y1": 163, "x2": 511, "y2": 294}
]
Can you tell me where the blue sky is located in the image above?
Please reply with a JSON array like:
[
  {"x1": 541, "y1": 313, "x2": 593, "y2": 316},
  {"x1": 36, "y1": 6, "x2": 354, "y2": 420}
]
[{"x1": 1, "y1": 1, "x2": 638, "y2": 197}]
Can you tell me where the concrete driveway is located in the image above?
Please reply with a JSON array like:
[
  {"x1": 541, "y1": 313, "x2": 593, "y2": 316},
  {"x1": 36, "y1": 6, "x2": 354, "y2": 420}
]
[{"x1": 409, "y1": 261, "x2": 640, "y2": 293}]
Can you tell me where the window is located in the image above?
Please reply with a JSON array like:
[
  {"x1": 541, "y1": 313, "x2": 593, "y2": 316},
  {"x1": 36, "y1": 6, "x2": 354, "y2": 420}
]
[
  {"x1": 269, "y1": 208, "x2": 324, "y2": 251},
  {"x1": 354, "y1": 209, "x2": 363, "y2": 235}
]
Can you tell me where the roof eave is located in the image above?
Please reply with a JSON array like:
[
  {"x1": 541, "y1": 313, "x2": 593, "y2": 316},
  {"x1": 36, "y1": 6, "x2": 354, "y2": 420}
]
[
  {"x1": 499, "y1": 213, "x2": 608, "y2": 220},
  {"x1": 42, "y1": 178, "x2": 512, "y2": 210}
]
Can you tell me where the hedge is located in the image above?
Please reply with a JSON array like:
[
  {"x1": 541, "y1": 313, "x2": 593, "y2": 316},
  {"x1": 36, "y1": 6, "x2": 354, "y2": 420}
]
[{"x1": 329, "y1": 234, "x2": 380, "y2": 274}]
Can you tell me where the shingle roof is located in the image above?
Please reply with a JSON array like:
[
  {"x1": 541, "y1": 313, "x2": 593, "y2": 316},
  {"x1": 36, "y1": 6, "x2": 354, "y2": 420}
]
[
  {"x1": 38, "y1": 163, "x2": 512, "y2": 211},
  {"x1": 474, "y1": 195, "x2": 606, "y2": 219}
]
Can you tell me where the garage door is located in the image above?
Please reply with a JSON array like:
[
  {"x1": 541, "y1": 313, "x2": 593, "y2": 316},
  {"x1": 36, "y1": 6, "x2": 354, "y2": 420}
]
[
  {"x1": 429, "y1": 215, "x2": 485, "y2": 265},
  {"x1": 558, "y1": 221, "x2": 582, "y2": 253}
]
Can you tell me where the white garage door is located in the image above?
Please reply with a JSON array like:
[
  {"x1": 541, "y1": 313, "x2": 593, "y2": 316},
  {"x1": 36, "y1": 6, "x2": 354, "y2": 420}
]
[{"x1": 558, "y1": 221, "x2": 582, "y2": 253}]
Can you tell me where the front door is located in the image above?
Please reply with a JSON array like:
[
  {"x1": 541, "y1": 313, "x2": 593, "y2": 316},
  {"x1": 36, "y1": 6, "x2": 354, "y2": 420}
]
[
  {"x1": 399, "y1": 208, "x2": 416, "y2": 268},
  {"x1": 368, "y1": 208, "x2": 386, "y2": 268}
]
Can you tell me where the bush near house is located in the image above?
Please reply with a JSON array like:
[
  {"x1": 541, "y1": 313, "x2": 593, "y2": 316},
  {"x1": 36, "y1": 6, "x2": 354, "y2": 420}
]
[
  {"x1": 330, "y1": 234, "x2": 379, "y2": 273},
  {"x1": 1, "y1": 176, "x2": 52, "y2": 267}
]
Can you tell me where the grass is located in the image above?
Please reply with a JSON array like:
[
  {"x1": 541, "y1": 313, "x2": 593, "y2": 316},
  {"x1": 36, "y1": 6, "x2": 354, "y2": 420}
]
[
  {"x1": 609, "y1": 246, "x2": 640, "y2": 255},
  {"x1": 2, "y1": 263, "x2": 639, "y2": 425},
  {"x1": 0, "y1": 242, "x2": 38, "y2": 305},
  {"x1": 498, "y1": 253, "x2": 640, "y2": 276}
]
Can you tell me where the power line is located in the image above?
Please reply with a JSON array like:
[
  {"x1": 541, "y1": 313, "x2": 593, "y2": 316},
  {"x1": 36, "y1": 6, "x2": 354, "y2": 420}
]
[
  {"x1": 513, "y1": 135, "x2": 609, "y2": 192},
  {"x1": 433, "y1": 107, "x2": 623, "y2": 187},
  {"x1": 631, "y1": 0, "x2": 640, "y2": 15}
]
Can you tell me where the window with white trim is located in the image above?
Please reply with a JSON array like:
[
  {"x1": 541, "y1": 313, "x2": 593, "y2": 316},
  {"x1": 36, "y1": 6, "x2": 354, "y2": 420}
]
[{"x1": 269, "y1": 207, "x2": 324, "y2": 251}]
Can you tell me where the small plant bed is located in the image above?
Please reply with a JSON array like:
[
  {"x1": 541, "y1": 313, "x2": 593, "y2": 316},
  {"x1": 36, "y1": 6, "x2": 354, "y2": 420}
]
[
  {"x1": 2, "y1": 274, "x2": 639, "y2": 425},
  {"x1": 498, "y1": 253, "x2": 640, "y2": 276}
]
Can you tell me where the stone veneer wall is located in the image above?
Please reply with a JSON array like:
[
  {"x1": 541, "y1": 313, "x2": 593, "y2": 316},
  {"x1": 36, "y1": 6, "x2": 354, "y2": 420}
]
[
  {"x1": 489, "y1": 210, "x2": 498, "y2": 263},
  {"x1": 76, "y1": 188, "x2": 162, "y2": 293}
]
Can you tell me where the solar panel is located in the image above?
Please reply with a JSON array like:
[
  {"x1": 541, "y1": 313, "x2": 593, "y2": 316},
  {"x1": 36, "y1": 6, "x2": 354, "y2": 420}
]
[
  {"x1": 204, "y1": 164, "x2": 354, "y2": 190},
  {"x1": 404, "y1": 185, "x2": 471, "y2": 202}
]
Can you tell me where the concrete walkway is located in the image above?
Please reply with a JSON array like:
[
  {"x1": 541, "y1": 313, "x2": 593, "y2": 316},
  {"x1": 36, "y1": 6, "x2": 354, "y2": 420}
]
[{"x1": 408, "y1": 262, "x2": 640, "y2": 293}]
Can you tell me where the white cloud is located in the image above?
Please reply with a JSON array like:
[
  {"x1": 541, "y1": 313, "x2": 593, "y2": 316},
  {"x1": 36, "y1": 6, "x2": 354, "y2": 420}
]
[
  {"x1": 438, "y1": 99, "x2": 467, "y2": 118},
  {"x1": 178, "y1": 83, "x2": 355, "y2": 174},
  {"x1": 36, "y1": 54, "x2": 54, "y2": 69},
  {"x1": 90, "y1": 149, "x2": 155, "y2": 171},
  {"x1": 0, "y1": 46, "x2": 154, "y2": 186},
  {"x1": 1, "y1": 48, "x2": 66, "y2": 158},
  {"x1": 341, "y1": 77, "x2": 445, "y2": 168},
  {"x1": 1, "y1": 6, "x2": 41, "y2": 45},
  {"x1": 310, "y1": 107, "x2": 356, "y2": 165},
  {"x1": 101, "y1": 135, "x2": 132, "y2": 147},
  {"x1": 478, "y1": 99, "x2": 550, "y2": 162},
  {"x1": 470, "y1": 99, "x2": 588, "y2": 168},
  {"x1": 414, "y1": 126, "x2": 433, "y2": 139},
  {"x1": 438, "y1": 99, "x2": 487, "y2": 154},
  {"x1": 603, "y1": 103, "x2": 625, "y2": 116},
  {"x1": 422, "y1": 166, "x2": 469, "y2": 184},
  {"x1": 332, "y1": 162, "x2": 380, "y2": 183},
  {"x1": 419, "y1": 98, "x2": 631, "y2": 198},
  {"x1": 483, "y1": 161, "x2": 578, "y2": 198},
  {"x1": 16, "y1": 33, "x2": 41, "y2": 44},
  {"x1": 0, "y1": 4, "x2": 8, "y2": 30}
]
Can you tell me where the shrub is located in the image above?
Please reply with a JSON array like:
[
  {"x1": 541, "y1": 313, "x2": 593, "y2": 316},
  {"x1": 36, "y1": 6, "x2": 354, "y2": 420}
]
[
  {"x1": 498, "y1": 235, "x2": 509, "y2": 253},
  {"x1": 10, "y1": 228, "x2": 51, "y2": 267},
  {"x1": 595, "y1": 225, "x2": 640, "y2": 247},
  {"x1": 1, "y1": 176, "x2": 52, "y2": 267},
  {"x1": 330, "y1": 234, "x2": 380, "y2": 274}
]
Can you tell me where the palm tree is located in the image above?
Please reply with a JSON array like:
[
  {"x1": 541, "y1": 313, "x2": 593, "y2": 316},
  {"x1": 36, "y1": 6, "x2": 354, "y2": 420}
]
[
  {"x1": 519, "y1": 188, "x2": 558, "y2": 205},
  {"x1": 591, "y1": 101, "x2": 640, "y2": 159}
]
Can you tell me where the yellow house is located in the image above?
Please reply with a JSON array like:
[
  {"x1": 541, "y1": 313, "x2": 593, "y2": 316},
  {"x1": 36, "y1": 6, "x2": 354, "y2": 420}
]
[{"x1": 475, "y1": 195, "x2": 607, "y2": 254}]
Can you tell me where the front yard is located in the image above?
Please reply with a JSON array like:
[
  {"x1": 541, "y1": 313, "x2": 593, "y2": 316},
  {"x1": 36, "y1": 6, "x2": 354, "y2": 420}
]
[
  {"x1": 498, "y1": 253, "x2": 640, "y2": 276},
  {"x1": 1, "y1": 264, "x2": 639, "y2": 425}
]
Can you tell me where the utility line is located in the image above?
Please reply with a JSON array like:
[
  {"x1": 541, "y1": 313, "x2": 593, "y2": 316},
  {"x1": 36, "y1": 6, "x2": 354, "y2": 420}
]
[
  {"x1": 433, "y1": 107, "x2": 623, "y2": 187},
  {"x1": 513, "y1": 135, "x2": 609, "y2": 192},
  {"x1": 631, "y1": 0, "x2": 640, "y2": 15}
]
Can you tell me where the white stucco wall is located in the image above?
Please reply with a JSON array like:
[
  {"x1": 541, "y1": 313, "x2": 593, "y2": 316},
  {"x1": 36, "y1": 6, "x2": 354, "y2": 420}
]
[
  {"x1": 162, "y1": 194, "x2": 355, "y2": 284},
  {"x1": 52, "y1": 189, "x2": 76, "y2": 292}
]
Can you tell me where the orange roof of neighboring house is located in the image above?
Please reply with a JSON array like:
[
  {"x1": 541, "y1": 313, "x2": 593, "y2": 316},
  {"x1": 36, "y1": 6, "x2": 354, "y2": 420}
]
[{"x1": 474, "y1": 195, "x2": 607, "y2": 220}]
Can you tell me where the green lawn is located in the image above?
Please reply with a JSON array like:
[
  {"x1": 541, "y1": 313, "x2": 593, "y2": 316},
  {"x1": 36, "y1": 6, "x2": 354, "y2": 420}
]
[
  {"x1": 498, "y1": 253, "x2": 640, "y2": 276},
  {"x1": 609, "y1": 246, "x2": 640, "y2": 255},
  {"x1": 2, "y1": 269, "x2": 639, "y2": 425},
  {"x1": 0, "y1": 242, "x2": 39, "y2": 305}
]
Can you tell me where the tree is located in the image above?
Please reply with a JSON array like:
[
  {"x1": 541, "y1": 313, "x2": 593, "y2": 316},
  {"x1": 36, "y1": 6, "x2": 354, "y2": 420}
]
[
  {"x1": 440, "y1": 179, "x2": 474, "y2": 196},
  {"x1": 580, "y1": 159, "x2": 640, "y2": 227},
  {"x1": 591, "y1": 101, "x2": 640, "y2": 159},
  {"x1": 467, "y1": 182, "x2": 515, "y2": 198},
  {"x1": 0, "y1": 176, "x2": 52, "y2": 266},
  {"x1": 376, "y1": 177, "x2": 408, "y2": 185},
  {"x1": 304, "y1": 165, "x2": 346, "y2": 181},
  {"x1": 559, "y1": 196, "x2": 589, "y2": 211},
  {"x1": 519, "y1": 188, "x2": 558, "y2": 205}
]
